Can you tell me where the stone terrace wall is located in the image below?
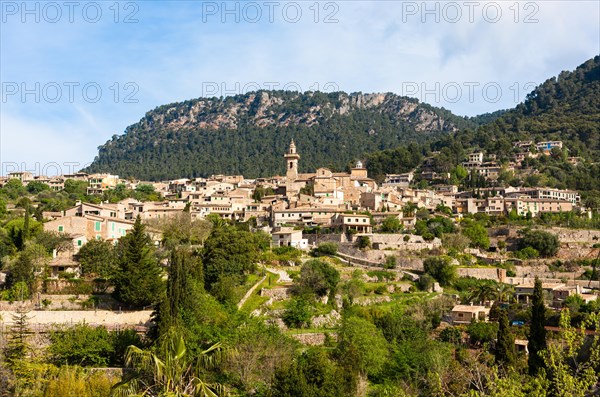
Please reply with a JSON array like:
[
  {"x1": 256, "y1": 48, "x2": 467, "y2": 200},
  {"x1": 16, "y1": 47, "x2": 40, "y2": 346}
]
[
  {"x1": 550, "y1": 228, "x2": 600, "y2": 244},
  {"x1": 514, "y1": 265, "x2": 583, "y2": 281},
  {"x1": 336, "y1": 246, "x2": 425, "y2": 271},
  {"x1": 261, "y1": 286, "x2": 290, "y2": 300},
  {"x1": 0, "y1": 310, "x2": 152, "y2": 328},
  {"x1": 290, "y1": 332, "x2": 337, "y2": 346},
  {"x1": 371, "y1": 234, "x2": 442, "y2": 250},
  {"x1": 506, "y1": 277, "x2": 599, "y2": 289},
  {"x1": 457, "y1": 267, "x2": 507, "y2": 283}
]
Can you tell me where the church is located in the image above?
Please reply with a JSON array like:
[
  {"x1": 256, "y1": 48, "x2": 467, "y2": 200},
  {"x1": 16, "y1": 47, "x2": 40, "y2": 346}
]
[{"x1": 283, "y1": 140, "x2": 377, "y2": 207}]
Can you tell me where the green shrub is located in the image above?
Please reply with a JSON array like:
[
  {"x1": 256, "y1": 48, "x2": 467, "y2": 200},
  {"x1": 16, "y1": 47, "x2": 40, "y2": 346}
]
[
  {"x1": 48, "y1": 324, "x2": 143, "y2": 367},
  {"x1": 355, "y1": 236, "x2": 371, "y2": 249},
  {"x1": 513, "y1": 246, "x2": 539, "y2": 259},
  {"x1": 519, "y1": 229, "x2": 560, "y2": 257},
  {"x1": 283, "y1": 298, "x2": 312, "y2": 328},
  {"x1": 467, "y1": 321, "x2": 497, "y2": 345},
  {"x1": 384, "y1": 256, "x2": 397, "y2": 269},
  {"x1": 423, "y1": 256, "x2": 456, "y2": 286},
  {"x1": 439, "y1": 326, "x2": 462, "y2": 344},
  {"x1": 315, "y1": 242, "x2": 338, "y2": 256}
]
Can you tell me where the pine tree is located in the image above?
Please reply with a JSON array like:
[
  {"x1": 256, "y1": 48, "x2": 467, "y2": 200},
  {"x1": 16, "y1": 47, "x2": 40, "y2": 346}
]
[
  {"x1": 4, "y1": 305, "x2": 30, "y2": 364},
  {"x1": 495, "y1": 309, "x2": 516, "y2": 369},
  {"x1": 113, "y1": 216, "x2": 164, "y2": 308},
  {"x1": 528, "y1": 277, "x2": 547, "y2": 375}
]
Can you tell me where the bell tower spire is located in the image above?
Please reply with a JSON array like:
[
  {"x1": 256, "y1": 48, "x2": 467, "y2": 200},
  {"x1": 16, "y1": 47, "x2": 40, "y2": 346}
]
[{"x1": 284, "y1": 139, "x2": 300, "y2": 182}]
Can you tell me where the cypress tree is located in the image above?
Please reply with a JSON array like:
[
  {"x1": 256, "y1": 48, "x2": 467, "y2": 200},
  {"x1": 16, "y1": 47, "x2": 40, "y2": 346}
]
[
  {"x1": 113, "y1": 216, "x2": 163, "y2": 308},
  {"x1": 528, "y1": 277, "x2": 547, "y2": 375},
  {"x1": 15, "y1": 207, "x2": 31, "y2": 251},
  {"x1": 153, "y1": 248, "x2": 204, "y2": 340},
  {"x1": 495, "y1": 309, "x2": 516, "y2": 368}
]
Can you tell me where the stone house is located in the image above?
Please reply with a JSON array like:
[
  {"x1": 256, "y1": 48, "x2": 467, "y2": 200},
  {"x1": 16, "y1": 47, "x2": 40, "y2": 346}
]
[
  {"x1": 271, "y1": 227, "x2": 309, "y2": 250},
  {"x1": 450, "y1": 305, "x2": 490, "y2": 325}
]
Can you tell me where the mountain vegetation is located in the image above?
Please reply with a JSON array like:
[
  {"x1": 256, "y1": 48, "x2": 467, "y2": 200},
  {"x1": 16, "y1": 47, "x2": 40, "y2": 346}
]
[
  {"x1": 367, "y1": 56, "x2": 600, "y2": 194},
  {"x1": 86, "y1": 57, "x2": 600, "y2": 201},
  {"x1": 86, "y1": 91, "x2": 477, "y2": 180}
]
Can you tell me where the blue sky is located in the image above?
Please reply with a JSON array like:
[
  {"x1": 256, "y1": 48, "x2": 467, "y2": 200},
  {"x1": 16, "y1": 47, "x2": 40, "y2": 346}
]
[{"x1": 1, "y1": 0, "x2": 599, "y2": 175}]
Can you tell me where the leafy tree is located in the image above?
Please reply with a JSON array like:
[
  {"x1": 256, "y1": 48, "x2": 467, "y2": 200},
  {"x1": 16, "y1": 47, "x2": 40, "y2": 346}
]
[
  {"x1": 271, "y1": 348, "x2": 354, "y2": 397},
  {"x1": 402, "y1": 202, "x2": 418, "y2": 217},
  {"x1": 541, "y1": 309, "x2": 600, "y2": 397},
  {"x1": 416, "y1": 208, "x2": 431, "y2": 220},
  {"x1": 0, "y1": 197, "x2": 7, "y2": 217},
  {"x1": 462, "y1": 221, "x2": 490, "y2": 250},
  {"x1": 282, "y1": 298, "x2": 312, "y2": 329},
  {"x1": 48, "y1": 324, "x2": 142, "y2": 367},
  {"x1": 251, "y1": 185, "x2": 275, "y2": 201},
  {"x1": 467, "y1": 321, "x2": 498, "y2": 346},
  {"x1": 26, "y1": 181, "x2": 50, "y2": 194},
  {"x1": 441, "y1": 233, "x2": 470, "y2": 252},
  {"x1": 520, "y1": 229, "x2": 560, "y2": 257},
  {"x1": 384, "y1": 255, "x2": 396, "y2": 269},
  {"x1": 113, "y1": 216, "x2": 164, "y2": 308},
  {"x1": 417, "y1": 273, "x2": 435, "y2": 291},
  {"x1": 514, "y1": 246, "x2": 540, "y2": 259},
  {"x1": 355, "y1": 235, "x2": 371, "y2": 249},
  {"x1": 134, "y1": 184, "x2": 161, "y2": 201},
  {"x1": 48, "y1": 325, "x2": 113, "y2": 367},
  {"x1": 6, "y1": 243, "x2": 48, "y2": 292},
  {"x1": 335, "y1": 316, "x2": 388, "y2": 377},
  {"x1": 439, "y1": 326, "x2": 462, "y2": 345},
  {"x1": 313, "y1": 242, "x2": 338, "y2": 256},
  {"x1": 201, "y1": 225, "x2": 268, "y2": 290},
  {"x1": 1, "y1": 179, "x2": 27, "y2": 200},
  {"x1": 423, "y1": 256, "x2": 456, "y2": 286},
  {"x1": 4, "y1": 216, "x2": 42, "y2": 251},
  {"x1": 63, "y1": 179, "x2": 88, "y2": 198},
  {"x1": 290, "y1": 259, "x2": 340, "y2": 298},
  {"x1": 380, "y1": 216, "x2": 402, "y2": 233},
  {"x1": 77, "y1": 239, "x2": 116, "y2": 278},
  {"x1": 528, "y1": 278, "x2": 547, "y2": 375},
  {"x1": 149, "y1": 213, "x2": 212, "y2": 248},
  {"x1": 495, "y1": 310, "x2": 516, "y2": 369},
  {"x1": 34, "y1": 231, "x2": 72, "y2": 256},
  {"x1": 223, "y1": 319, "x2": 294, "y2": 392}
]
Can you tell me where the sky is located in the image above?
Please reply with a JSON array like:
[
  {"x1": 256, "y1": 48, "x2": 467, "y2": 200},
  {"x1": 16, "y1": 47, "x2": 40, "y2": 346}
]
[{"x1": 1, "y1": 0, "x2": 599, "y2": 176}]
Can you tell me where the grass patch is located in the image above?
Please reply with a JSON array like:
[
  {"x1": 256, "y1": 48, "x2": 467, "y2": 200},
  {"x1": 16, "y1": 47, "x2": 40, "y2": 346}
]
[{"x1": 239, "y1": 271, "x2": 282, "y2": 314}]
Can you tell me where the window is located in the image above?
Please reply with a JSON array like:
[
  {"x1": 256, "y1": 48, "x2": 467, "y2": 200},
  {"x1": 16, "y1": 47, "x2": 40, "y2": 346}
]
[
  {"x1": 95, "y1": 221, "x2": 101, "y2": 231},
  {"x1": 58, "y1": 225, "x2": 64, "y2": 232},
  {"x1": 77, "y1": 240, "x2": 82, "y2": 247}
]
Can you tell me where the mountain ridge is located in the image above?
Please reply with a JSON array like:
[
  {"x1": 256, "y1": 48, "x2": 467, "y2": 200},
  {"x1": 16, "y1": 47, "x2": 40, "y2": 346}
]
[
  {"x1": 86, "y1": 56, "x2": 600, "y2": 183},
  {"x1": 86, "y1": 91, "x2": 476, "y2": 180}
]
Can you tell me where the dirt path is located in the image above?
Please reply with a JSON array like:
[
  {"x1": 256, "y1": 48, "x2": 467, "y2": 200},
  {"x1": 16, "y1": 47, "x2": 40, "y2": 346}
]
[{"x1": 265, "y1": 267, "x2": 292, "y2": 283}]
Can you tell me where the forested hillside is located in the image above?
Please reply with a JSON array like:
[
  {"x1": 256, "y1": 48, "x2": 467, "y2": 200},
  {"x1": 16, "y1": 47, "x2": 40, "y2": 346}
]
[
  {"x1": 85, "y1": 92, "x2": 475, "y2": 180},
  {"x1": 366, "y1": 56, "x2": 600, "y2": 194},
  {"x1": 86, "y1": 57, "x2": 600, "y2": 189}
]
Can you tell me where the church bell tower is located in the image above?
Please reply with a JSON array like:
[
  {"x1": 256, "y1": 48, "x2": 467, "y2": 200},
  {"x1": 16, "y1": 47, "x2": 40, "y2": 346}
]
[{"x1": 284, "y1": 140, "x2": 300, "y2": 182}]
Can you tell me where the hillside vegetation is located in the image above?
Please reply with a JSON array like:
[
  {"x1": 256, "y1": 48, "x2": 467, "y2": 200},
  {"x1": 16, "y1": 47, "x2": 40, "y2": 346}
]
[{"x1": 86, "y1": 92, "x2": 476, "y2": 180}]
